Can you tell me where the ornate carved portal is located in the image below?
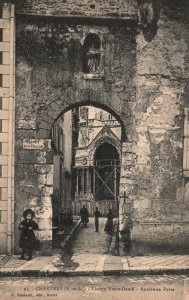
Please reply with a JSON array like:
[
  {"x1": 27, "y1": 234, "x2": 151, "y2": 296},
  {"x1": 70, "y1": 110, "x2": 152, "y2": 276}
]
[{"x1": 74, "y1": 142, "x2": 120, "y2": 216}]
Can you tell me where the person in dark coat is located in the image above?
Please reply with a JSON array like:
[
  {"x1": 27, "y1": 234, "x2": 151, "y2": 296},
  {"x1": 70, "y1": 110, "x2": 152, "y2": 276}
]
[
  {"x1": 80, "y1": 205, "x2": 89, "y2": 228},
  {"x1": 104, "y1": 209, "x2": 115, "y2": 235},
  {"x1": 19, "y1": 209, "x2": 39, "y2": 260},
  {"x1": 94, "y1": 207, "x2": 101, "y2": 232}
]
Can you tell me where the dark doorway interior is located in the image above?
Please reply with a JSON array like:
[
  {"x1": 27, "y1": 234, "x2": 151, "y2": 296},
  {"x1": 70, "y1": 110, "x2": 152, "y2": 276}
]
[{"x1": 94, "y1": 142, "x2": 120, "y2": 215}]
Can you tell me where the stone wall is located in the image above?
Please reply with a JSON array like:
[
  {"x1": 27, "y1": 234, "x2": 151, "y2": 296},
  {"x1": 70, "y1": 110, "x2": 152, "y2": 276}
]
[
  {"x1": 0, "y1": 4, "x2": 15, "y2": 254},
  {"x1": 14, "y1": 145, "x2": 53, "y2": 254},
  {"x1": 15, "y1": 18, "x2": 136, "y2": 253},
  {"x1": 16, "y1": 0, "x2": 137, "y2": 18},
  {"x1": 15, "y1": 0, "x2": 189, "y2": 254},
  {"x1": 119, "y1": 0, "x2": 189, "y2": 254},
  {"x1": 15, "y1": 20, "x2": 136, "y2": 131},
  {"x1": 63, "y1": 111, "x2": 72, "y2": 173}
]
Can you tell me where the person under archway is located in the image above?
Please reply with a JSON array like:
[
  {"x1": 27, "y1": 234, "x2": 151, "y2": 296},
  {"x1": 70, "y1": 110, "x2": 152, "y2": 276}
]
[
  {"x1": 18, "y1": 209, "x2": 39, "y2": 260},
  {"x1": 104, "y1": 209, "x2": 115, "y2": 235},
  {"x1": 94, "y1": 207, "x2": 101, "y2": 232},
  {"x1": 80, "y1": 205, "x2": 89, "y2": 228}
]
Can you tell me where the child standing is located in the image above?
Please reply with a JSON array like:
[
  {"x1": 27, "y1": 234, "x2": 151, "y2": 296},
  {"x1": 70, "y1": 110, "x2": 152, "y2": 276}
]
[{"x1": 19, "y1": 209, "x2": 39, "y2": 260}]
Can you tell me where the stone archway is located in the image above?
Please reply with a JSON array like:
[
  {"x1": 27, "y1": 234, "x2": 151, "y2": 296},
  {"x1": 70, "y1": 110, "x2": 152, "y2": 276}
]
[
  {"x1": 15, "y1": 97, "x2": 131, "y2": 254},
  {"x1": 15, "y1": 18, "x2": 136, "y2": 253}
]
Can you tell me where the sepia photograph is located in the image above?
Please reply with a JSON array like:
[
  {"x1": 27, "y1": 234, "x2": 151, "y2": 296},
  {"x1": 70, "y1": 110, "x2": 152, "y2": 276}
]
[{"x1": 0, "y1": 0, "x2": 189, "y2": 299}]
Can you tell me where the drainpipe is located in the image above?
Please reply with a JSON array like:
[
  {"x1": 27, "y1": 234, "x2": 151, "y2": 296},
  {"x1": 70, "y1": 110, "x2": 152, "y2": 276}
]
[{"x1": 7, "y1": 4, "x2": 15, "y2": 255}]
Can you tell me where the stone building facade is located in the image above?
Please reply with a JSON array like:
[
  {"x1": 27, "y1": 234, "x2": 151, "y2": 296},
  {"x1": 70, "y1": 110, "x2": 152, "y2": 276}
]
[
  {"x1": 0, "y1": 2, "x2": 15, "y2": 254},
  {"x1": 0, "y1": 0, "x2": 189, "y2": 255},
  {"x1": 51, "y1": 109, "x2": 76, "y2": 227},
  {"x1": 73, "y1": 106, "x2": 122, "y2": 216}
]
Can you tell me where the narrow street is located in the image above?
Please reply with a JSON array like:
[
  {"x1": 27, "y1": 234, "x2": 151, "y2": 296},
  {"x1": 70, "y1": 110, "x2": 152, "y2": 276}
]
[{"x1": 60, "y1": 217, "x2": 112, "y2": 271}]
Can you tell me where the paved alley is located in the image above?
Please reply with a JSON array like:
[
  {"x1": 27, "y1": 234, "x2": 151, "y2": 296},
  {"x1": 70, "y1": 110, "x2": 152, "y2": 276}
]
[
  {"x1": 2, "y1": 218, "x2": 189, "y2": 277},
  {"x1": 60, "y1": 217, "x2": 112, "y2": 272}
]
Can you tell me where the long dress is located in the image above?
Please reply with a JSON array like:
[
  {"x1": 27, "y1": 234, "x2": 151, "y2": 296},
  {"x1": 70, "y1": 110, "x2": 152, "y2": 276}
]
[
  {"x1": 19, "y1": 219, "x2": 38, "y2": 249},
  {"x1": 94, "y1": 211, "x2": 101, "y2": 231},
  {"x1": 104, "y1": 212, "x2": 114, "y2": 234},
  {"x1": 80, "y1": 208, "x2": 89, "y2": 224}
]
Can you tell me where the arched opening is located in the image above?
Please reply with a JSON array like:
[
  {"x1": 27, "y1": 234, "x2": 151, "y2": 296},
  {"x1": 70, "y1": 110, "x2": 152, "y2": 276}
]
[
  {"x1": 51, "y1": 100, "x2": 126, "y2": 143},
  {"x1": 94, "y1": 142, "x2": 120, "y2": 215},
  {"x1": 51, "y1": 104, "x2": 122, "y2": 246},
  {"x1": 14, "y1": 98, "x2": 126, "y2": 254}
]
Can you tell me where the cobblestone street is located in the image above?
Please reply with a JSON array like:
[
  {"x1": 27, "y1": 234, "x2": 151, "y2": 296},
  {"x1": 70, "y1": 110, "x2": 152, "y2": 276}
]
[{"x1": 60, "y1": 217, "x2": 112, "y2": 272}]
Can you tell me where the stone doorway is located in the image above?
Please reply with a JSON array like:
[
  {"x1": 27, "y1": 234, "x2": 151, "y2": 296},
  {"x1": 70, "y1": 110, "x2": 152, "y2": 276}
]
[
  {"x1": 94, "y1": 143, "x2": 120, "y2": 216},
  {"x1": 15, "y1": 102, "x2": 124, "y2": 254}
]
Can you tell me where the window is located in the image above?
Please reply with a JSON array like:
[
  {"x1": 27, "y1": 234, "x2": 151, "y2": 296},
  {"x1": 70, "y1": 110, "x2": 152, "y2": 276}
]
[
  {"x1": 0, "y1": 74, "x2": 2, "y2": 87},
  {"x1": 0, "y1": 188, "x2": 2, "y2": 201},
  {"x1": 183, "y1": 107, "x2": 189, "y2": 177},
  {"x1": 0, "y1": 29, "x2": 3, "y2": 42},
  {"x1": 0, "y1": 97, "x2": 2, "y2": 110},
  {"x1": 0, "y1": 120, "x2": 2, "y2": 132},
  {"x1": 83, "y1": 33, "x2": 101, "y2": 73},
  {"x1": 0, "y1": 165, "x2": 2, "y2": 177},
  {"x1": 0, "y1": 6, "x2": 3, "y2": 19},
  {"x1": 0, "y1": 52, "x2": 2, "y2": 64},
  {"x1": 0, "y1": 142, "x2": 2, "y2": 155}
]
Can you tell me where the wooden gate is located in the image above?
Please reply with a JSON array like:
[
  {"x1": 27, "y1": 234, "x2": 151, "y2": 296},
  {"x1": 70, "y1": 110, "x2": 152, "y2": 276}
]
[{"x1": 93, "y1": 159, "x2": 120, "y2": 216}]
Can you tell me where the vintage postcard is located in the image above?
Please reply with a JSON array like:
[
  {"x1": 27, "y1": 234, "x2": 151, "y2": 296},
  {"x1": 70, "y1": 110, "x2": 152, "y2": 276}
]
[{"x1": 0, "y1": 0, "x2": 189, "y2": 299}]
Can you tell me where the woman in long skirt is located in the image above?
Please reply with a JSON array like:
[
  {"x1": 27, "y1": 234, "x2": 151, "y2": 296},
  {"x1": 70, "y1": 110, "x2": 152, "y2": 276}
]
[{"x1": 104, "y1": 209, "x2": 115, "y2": 235}]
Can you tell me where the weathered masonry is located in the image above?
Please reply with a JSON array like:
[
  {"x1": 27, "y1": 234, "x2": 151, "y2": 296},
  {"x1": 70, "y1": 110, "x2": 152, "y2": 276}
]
[
  {"x1": 1, "y1": 0, "x2": 189, "y2": 255},
  {"x1": 0, "y1": 3, "x2": 15, "y2": 254},
  {"x1": 15, "y1": 0, "x2": 138, "y2": 254}
]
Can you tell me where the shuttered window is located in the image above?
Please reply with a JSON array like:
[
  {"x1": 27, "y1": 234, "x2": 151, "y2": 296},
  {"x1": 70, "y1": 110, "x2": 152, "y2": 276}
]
[
  {"x1": 0, "y1": 6, "x2": 3, "y2": 19},
  {"x1": 0, "y1": 74, "x2": 2, "y2": 87},
  {"x1": 0, "y1": 29, "x2": 3, "y2": 42},
  {"x1": 0, "y1": 52, "x2": 2, "y2": 64},
  {"x1": 183, "y1": 107, "x2": 189, "y2": 177}
]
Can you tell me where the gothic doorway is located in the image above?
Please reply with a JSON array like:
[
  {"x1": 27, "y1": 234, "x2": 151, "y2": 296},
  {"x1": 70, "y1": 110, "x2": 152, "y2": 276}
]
[
  {"x1": 73, "y1": 105, "x2": 122, "y2": 217},
  {"x1": 94, "y1": 142, "x2": 120, "y2": 216}
]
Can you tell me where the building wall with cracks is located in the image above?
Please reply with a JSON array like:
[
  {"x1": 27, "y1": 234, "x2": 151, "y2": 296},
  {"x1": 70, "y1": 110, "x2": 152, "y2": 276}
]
[
  {"x1": 14, "y1": 17, "x2": 136, "y2": 254},
  {"x1": 0, "y1": 3, "x2": 15, "y2": 254},
  {"x1": 1, "y1": 0, "x2": 189, "y2": 254},
  {"x1": 16, "y1": 0, "x2": 138, "y2": 18},
  {"x1": 122, "y1": 0, "x2": 189, "y2": 254},
  {"x1": 15, "y1": 1, "x2": 189, "y2": 255}
]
